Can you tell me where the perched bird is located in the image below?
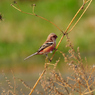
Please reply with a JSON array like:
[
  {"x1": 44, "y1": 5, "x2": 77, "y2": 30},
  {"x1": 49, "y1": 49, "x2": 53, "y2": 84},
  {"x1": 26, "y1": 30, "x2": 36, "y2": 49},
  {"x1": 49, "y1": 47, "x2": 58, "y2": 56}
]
[{"x1": 24, "y1": 33, "x2": 57, "y2": 61}]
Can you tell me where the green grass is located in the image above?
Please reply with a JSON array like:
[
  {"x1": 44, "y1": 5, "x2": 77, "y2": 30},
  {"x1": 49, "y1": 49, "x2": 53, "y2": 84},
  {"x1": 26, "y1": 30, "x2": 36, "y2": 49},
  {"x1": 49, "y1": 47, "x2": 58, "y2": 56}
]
[{"x1": 0, "y1": 0, "x2": 95, "y2": 71}]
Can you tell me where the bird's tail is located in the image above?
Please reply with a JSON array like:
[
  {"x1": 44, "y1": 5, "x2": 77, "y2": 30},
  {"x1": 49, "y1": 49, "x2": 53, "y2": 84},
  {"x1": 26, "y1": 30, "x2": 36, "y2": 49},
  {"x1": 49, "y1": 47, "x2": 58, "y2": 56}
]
[{"x1": 24, "y1": 52, "x2": 38, "y2": 60}]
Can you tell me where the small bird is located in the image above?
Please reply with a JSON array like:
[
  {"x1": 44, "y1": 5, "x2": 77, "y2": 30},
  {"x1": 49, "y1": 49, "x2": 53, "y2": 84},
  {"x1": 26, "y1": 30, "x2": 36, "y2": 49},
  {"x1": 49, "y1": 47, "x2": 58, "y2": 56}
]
[{"x1": 24, "y1": 33, "x2": 57, "y2": 61}]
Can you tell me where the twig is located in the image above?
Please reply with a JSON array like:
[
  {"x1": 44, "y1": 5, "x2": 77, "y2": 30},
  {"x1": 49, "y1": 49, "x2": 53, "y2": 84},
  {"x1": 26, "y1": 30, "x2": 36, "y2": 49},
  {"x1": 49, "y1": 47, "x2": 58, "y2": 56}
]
[
  {"x1": 11, "y1": 3, "x2": 63, "y2": 34},
  {"x1": 50, "y1": 0, "x2": 91, "y2": 61},
  {"x1": 10, "y1": 1, "x2": 92, "y2": 94},
  {"x1": 68, "y1": 0, "x2": 92, "y2": 33},
  {"x1": 29, "y1": 63, "x2": 48, "y2": 95},
  {"x1": 11, "y1": 70, "x2": 16, "y2": 94}
]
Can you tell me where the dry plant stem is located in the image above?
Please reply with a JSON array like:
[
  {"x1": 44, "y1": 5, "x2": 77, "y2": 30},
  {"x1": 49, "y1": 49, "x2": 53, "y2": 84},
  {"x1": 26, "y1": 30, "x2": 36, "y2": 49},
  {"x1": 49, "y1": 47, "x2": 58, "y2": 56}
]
[
  {"x1": 84, "y1": 89, "x2": 95, "y2": 95},
  {"x1": 65, "y1": 5, "x2": 83, "y2": 33},
  {"x1": 50, "y1": 0, "x2": 91, "y2": 61},
  {"x1": 11, "y1": 3, "x2": 63, "y2": 94},
  {"x1": 83, "y1": 82, "x2": 95, "y2": 95},
  {"x1": 11, "y1": 1, "x2": 92, "y2": 94},
  {"x1": 53, "y1": 0, "x2": 92, "y2": 61},
  {"x1": 18, "y1": 78, "x2": 31, "y2": 89},
  {"x1": 53, "y1": 80, "x2": 69, "y2": 94},
  {"x1": 2, "y1": 71, "x2": 13, "y2": 89},
  {"x1": 11, "y1": 0, "x2": 91, "y2": 62},
  {"x1": 82, "y1": 68, "x2": 95, "y2": 94},
  {"x1": 88, "y1": 68, "x2": 95, "y2": 81},
  {"x1": 84, "y1": 78, "x2": 92, "y2": 94},
  {"x1": 11, "y1": 4, "x2": 63, "y2": 34},
  {"x1": 58, "y1": 71, "x2": 80, "y2": 93},
  {"x1": 75, "y1": 63, "x2": 93, "y2": 95},
  {"x1": 20, "y1": 89, "x2": 25, "y2": 95},
  {"x1": 11, "y1": 70, "x2": 16, "y2": 94},
  {"x1": 66, "y1": 34, "x2": 91, "y2": 91},
  {"x1": 29, "y1": 63, "x2": 48, "y2": 95},
  {"x1": 11, "y1": 3, "x2": 64, "y2": 61},
  {"x1": 68, "y1": 0, "x2": 92, "y2": 33},
  {"x1": 11, "y1": 0, "x2": 92, "y2": 61},
  {"x1": 35, "y1": 14, "x2": 63, "y2": 33},
  {"x1": 7, "y1": 90, "x2": 15, "y2": 95}
]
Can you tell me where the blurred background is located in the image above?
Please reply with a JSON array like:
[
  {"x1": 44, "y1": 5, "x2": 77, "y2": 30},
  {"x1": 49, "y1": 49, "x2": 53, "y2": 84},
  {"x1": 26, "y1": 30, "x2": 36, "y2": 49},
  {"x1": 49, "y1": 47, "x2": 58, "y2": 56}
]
[
  {"x1": 0, "y1": 0, "x2": 95, "y2": 94},
  {"x1": 0, "y1": 0, "x2": 95, "y2": 72}
]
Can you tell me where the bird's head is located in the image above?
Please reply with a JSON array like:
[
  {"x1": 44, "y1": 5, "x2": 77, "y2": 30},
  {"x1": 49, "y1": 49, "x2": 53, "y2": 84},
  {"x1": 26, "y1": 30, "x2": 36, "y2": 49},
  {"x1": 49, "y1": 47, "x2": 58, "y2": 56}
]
[{"x1": 47, "y1": 33, "x2": 57, "y2": 41}]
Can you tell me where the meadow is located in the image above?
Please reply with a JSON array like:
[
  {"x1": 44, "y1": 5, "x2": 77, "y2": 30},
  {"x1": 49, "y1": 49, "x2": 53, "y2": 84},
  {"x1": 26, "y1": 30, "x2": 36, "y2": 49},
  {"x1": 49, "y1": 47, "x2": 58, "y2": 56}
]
[{"x1": 0, "y1": 0, "x2": 95, "y2": 94}]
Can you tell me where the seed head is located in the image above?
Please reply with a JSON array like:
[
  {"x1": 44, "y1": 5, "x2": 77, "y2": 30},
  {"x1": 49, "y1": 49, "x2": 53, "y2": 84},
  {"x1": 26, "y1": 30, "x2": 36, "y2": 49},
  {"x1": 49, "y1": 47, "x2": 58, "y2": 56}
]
[
  {"x1": 0, "y1": 14, "x2": 3, "y2": 21},
  {"x1": 32, "y1": 4, "x2": 36, "y2": 7}
]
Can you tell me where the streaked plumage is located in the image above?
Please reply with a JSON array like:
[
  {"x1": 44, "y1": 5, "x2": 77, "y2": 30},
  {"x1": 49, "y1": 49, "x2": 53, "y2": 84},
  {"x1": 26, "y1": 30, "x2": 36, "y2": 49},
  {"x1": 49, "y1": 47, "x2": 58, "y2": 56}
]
[{"x1": 24, "y1": 33, "x2": 57, "y2": 60}]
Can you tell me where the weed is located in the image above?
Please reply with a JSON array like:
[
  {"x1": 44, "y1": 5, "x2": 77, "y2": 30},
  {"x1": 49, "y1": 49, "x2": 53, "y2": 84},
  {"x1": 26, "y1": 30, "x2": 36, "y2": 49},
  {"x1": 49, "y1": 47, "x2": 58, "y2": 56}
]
[{"x1": 1, "y1": 0, "x2": 94, "y2": 95}]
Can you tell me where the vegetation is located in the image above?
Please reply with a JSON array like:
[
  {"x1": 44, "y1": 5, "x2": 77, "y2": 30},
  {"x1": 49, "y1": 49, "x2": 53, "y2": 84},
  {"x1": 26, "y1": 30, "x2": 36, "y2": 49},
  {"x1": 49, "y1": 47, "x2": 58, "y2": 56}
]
[
  {"x1": 0, "y1": 0, "x2": 95, "y2": 72},
  {"x1": 0, "y1": 0, "x2": 95, "y2": 95}
]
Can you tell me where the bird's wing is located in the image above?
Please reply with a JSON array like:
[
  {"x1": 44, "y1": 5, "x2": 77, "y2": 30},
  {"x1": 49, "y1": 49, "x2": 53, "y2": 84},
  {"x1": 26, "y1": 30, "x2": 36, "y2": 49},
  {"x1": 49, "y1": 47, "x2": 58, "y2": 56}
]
[{"x1": 38, "y1": 42, "x2": 54, "y2": 52}]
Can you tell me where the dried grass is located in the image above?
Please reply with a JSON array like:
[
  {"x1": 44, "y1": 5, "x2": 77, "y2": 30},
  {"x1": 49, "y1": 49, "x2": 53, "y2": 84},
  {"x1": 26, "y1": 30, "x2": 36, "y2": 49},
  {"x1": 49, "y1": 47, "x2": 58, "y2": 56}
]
[{"x1": 1, "y1": 0, "x2": 95, "y2": 95}]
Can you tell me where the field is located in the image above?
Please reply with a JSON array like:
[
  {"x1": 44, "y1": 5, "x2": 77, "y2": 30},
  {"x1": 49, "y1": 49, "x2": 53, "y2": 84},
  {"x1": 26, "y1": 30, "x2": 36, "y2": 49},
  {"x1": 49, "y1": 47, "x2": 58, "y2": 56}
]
[{"x1": 0, "y1": 0, "x2": 95, "y2": 94}]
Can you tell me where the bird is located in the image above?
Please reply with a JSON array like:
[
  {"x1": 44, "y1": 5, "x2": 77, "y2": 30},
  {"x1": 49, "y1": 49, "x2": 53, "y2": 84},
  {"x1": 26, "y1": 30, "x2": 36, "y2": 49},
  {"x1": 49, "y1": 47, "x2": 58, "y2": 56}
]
[{"x1": 24, "y1": 33, "x2": 58, "y2": 61}]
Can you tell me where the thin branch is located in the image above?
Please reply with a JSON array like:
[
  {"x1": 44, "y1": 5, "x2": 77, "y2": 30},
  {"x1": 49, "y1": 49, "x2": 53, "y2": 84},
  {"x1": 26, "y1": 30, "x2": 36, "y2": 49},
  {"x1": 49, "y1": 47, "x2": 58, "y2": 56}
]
[
  {"x1": 29, "y1": 63, "x2": 48, "y2": 95},
  {"x1": 68, "y1": 0, "x2": 92, "y2": 33},
  {"x1": 11, "y1": 4, "x2": 63, "y2": 34}
]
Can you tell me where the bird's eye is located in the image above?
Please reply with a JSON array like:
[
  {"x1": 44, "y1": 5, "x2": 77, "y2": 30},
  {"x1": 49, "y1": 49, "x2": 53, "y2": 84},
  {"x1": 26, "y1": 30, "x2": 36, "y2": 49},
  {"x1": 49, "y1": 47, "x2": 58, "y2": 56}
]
[{"x1": 53, "y1": 35, "x2": 57, "y2": 38}]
